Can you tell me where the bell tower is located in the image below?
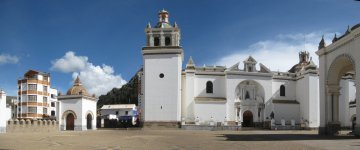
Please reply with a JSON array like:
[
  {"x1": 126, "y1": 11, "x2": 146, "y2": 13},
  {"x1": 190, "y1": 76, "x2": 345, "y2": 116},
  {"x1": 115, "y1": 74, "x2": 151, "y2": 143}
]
[{"x1": 142, "y1": 9, "x2": 183, "y2": 126}]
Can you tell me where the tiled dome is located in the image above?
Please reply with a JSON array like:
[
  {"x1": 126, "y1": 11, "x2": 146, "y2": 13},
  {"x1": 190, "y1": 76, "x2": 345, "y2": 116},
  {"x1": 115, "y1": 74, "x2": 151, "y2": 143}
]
[{"x1": 66, "y1": 76, "x2": 89, "y2": 96}]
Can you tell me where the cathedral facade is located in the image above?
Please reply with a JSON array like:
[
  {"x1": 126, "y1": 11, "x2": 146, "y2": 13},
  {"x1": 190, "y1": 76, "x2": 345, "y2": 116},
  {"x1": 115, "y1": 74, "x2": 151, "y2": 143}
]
[{"x1": 139, "y1": 10, "x2": 356, "y2": 129}]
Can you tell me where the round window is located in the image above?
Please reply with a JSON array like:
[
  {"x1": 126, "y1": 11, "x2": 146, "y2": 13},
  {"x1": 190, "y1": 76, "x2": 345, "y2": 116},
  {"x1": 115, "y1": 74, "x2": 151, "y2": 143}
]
[{"x1": 159, "y1": 73, "x2": 164, "y2": 78}]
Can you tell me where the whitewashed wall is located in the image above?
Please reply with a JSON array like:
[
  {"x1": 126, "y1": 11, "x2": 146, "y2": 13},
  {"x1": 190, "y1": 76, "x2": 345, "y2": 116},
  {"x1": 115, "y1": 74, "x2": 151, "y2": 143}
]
[
  {"x1": 0, "y1": 91, "x2": 7, "y2": 133},
  {"x1": 143, "y1": 54, "x2": 182, "y2": 122}
]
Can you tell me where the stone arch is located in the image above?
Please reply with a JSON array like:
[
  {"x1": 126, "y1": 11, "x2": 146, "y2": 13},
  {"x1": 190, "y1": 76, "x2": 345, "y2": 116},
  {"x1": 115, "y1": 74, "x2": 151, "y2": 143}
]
[
  {"x1": 62, "y1": 110, "x2": 77, "y2": 119},
  {"x1": 235, "y1": 80, "x2": 265, "y2": 102},
  {"x1": 327, "y1": 53, "x2": 356, "y2": 85},
  {"x1": 85, "y1": 110, "x2": 94, "y2": 119},
  {"x1": 324, "y1": 53, "x2": 356, "y2": 134},
  {"x1": 62, "y1": 110, "x2": 77, "y2": 131}
]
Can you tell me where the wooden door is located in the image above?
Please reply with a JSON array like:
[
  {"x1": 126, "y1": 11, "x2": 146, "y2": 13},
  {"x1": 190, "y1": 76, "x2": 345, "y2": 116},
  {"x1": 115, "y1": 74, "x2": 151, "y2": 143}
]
[{"x1": 66, "y1": 113, "x2": 75, "y2": 130}]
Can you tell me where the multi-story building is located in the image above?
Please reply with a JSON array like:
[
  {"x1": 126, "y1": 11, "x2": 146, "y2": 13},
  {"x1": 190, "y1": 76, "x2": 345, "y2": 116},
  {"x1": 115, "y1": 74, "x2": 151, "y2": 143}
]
[{"x1": 17, "y1": 70, "x2": 58, "y2": 119}]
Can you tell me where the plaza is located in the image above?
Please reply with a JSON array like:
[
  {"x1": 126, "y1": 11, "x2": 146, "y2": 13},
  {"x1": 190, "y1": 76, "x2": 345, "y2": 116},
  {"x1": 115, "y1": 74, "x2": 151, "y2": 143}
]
[{"x1": 0, "y1": 129, "x2": 360, "y2": 150}]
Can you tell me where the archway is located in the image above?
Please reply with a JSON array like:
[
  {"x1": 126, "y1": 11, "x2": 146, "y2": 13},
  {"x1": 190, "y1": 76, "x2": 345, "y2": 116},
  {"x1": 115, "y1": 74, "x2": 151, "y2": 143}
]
[
  {"x1": 87, "y1": 113, "x2": 92, "y2": 130},
  {"x1": 242, "y1": 110, "x2": 253, "y2": 127},
  {"x1": 235, "y1": 80, "x2": 265, "y2": 123},
  {"x1": 325, "y1": 54, "x2": 355, "y2": 135},
  {"x1": 66, "y1": 113, "x2": 75, "y2": 130}
]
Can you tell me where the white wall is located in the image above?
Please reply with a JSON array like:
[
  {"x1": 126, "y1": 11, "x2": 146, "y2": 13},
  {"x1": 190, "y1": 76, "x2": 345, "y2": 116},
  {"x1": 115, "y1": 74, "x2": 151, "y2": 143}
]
[
  {"x1": 81, "y1": 99, "x2": 97, "y2": 130},
  {"x1": 143, "y1": 53, "x2": 182, "y2": 122},
  {"x1": 273, "y1": 103, "x2": 300, "y2": 124},
  {"x1": 194, "y1": 102, "x2": 226, "y2": 123},
  {"x1": 339, "y1": 79, "x2": 356, "y2": 127},
  {"x1": 0, "y1": 91, "x2": 7, "y2": 133},
  {"x1": 194, "y1": 75, "x2": 226, "y2": 98},
  {"x1": 295, "y1": 74, "x2": 319, "y2": 128}
]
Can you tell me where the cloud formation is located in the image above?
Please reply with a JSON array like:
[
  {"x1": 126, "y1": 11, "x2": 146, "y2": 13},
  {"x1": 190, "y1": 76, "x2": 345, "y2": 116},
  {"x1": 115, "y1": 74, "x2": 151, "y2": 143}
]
[
  {"x1": 213, "y1": 32, "x2": 334, "y2": 72},
  {"x1": 51, "y1": 51, "x2": 127, "y2": 96},
  {"x1": 0, "y1": 54, "x2": 19, "y2": 65},
  {"x1": 51, "y1": 51, "x2": 88, "y2": 72}
]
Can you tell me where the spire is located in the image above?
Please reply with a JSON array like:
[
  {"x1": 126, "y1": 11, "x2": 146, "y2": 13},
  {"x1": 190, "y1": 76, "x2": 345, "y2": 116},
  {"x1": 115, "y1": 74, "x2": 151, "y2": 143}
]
[
  {"x1": 186, "y1": 56, "x2": 195, "y2": 70},
  {"x1": 74, "y1": 76, "x2": 82, "y2": 86},
  {"x1": 346, "y1": 25, "x2": 351, "y2": 34},
  {"x1": 332, "y1": 33, "x2": 337, "y2": 43},
  {"x1": 318, "y1": 35, "x2": 325, "y2": 50},
  {"x1": 147, "y1": 22, "x2": 151, "y2": 28},
  {"x1": 188, "y1": 56, "x2": 194, "y2": 65}
]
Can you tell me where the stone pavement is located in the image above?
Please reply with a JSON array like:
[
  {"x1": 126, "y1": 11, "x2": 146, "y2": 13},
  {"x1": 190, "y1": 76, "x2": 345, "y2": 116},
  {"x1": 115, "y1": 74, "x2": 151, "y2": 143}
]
[{"x1": 0, "y1": 129, "x2": 359, "y2": 150}]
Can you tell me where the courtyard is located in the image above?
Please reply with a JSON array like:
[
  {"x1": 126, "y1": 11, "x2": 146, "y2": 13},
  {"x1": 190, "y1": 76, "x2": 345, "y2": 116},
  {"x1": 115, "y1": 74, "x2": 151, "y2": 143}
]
[{"x1": 0, "y1": 129, "x2": 360, "y2": 150}]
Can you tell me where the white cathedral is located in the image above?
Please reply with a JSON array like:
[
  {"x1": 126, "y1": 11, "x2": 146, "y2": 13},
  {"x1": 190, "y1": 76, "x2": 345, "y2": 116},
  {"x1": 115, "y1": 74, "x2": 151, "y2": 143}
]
[{"x1": 139, "y1": 10, "x2": 357, "y2": 129}]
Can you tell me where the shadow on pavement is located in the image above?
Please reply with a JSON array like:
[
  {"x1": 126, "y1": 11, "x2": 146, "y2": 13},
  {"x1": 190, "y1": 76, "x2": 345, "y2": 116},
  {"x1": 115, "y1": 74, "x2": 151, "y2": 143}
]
[{"x1": 218, "y1": 134, "x2": 359, "y2": 141}]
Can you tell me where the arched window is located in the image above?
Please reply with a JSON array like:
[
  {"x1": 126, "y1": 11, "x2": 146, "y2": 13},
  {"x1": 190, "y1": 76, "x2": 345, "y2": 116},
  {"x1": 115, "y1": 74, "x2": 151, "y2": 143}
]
[
  {"x1": 280, "y1": 85, "x2": 285, "y2": 96},
  {"x1": 154, "y1": 37, "x2": 160, "y2": 46},
  {"x1": 206, "y1": 81, "x2": 213, "y2": 93},
  {"x1": 165, "y1": 37, "x2": 171, "y2": 46}
]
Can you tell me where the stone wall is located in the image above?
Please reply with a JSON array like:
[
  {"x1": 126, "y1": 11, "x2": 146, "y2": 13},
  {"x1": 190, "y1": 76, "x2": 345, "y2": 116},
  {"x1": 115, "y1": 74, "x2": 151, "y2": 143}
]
[{"x1": 6, "y1": 119, "x2": 59, "y2": 133}]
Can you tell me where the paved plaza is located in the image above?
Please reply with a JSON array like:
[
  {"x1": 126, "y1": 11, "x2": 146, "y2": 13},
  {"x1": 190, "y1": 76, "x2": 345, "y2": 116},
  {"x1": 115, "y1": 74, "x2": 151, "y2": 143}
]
[{"x1": 0, "y1": 129, "x2": 360, "y2": 150}]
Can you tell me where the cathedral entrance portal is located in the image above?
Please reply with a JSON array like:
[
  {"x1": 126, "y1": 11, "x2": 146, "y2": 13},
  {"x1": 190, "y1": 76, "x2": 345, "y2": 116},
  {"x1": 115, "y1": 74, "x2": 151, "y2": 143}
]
[
  {"x1": 66, "y1": 113, "x2": 75, "y2": 130},
  {"x1": 243, "y1": 110, "x2": 253, "y2": 127},
  {"x1": 87, "y1": 114, "x2": 92, "y2": 130}
]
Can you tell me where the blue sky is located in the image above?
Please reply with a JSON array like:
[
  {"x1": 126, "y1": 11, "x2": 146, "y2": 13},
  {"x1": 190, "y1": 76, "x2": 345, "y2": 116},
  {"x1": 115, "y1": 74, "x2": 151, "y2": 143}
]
[{"x1": 0, "y1": 0, "x2": 359, "y2": 96}]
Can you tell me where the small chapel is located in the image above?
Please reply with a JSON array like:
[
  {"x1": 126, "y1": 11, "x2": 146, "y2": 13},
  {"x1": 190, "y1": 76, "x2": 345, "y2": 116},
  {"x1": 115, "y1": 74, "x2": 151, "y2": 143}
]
[{"x1": 58, "y1": 76, "x2": 97, "y2": 131}]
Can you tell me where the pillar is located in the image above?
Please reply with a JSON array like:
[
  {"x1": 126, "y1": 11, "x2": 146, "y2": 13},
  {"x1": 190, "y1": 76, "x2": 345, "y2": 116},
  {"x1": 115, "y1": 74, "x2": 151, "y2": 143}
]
[{"x1": 355, "y1": 79, "x2": 360, "y2": 136}]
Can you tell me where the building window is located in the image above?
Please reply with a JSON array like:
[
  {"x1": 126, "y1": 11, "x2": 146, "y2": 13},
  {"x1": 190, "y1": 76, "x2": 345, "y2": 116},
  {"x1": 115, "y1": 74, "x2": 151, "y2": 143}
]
[
  {"x1": 28, "y1": 107, "x2": 37, "y2": 113},
  {"x1": 154, "y1": 37, "x2": 160, "y2": 46},
  {"x1": 125, "y1": 111, "x2": 129, "y2": 115},
  {"x1": 51, "y1": 94, "x2": 56, "y2": 99},
  {"x1": 51, "y1": 102, "x2": 55, "y2": 107},
  {"x1": 43, "y1": 85, "x2": 48, "y2": 92},
  {"x1": 165, "y1": 37, "x2": 171, "y2": 46},
  {"x1": 43, "y1": 76, "x2": 49, "y2": 82},
  {"x1": 28, "y1": 84, "x2": 37, "y2": 91},
  {"x1": 43, "y1": 96, "x2": 48, "y2": 103},
  {"x1": 51, "y1": 111, "x2": 55, "y2": 116},
  {"x1": 43, "y1": 108, "x2": 47, "y2": 114},
  {"x1": 28, "y1": 95, "x2": 37, "y2": 102},
  {"x1": 116, "y1": 111, "x2": 119, "y2": 115},
  {"x1": 206, "y1": 81, "x2": 213, "y2": 93},
  {"x1": 280, "y1": 85, "x2": 285, "y2": 96}
]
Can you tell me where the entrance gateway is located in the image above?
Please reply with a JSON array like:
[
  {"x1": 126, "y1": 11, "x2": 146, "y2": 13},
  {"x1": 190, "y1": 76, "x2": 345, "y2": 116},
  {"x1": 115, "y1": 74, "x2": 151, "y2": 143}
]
[{"x1": 316, "y1": 24, "x2": 360, "y2": 135}]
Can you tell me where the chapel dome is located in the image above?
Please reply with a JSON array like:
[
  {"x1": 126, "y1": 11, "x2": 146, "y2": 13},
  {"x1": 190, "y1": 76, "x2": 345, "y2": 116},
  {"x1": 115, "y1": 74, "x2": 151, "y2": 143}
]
[{"x1": 66, "y1": 76, "x2": 89, "y2": 96}]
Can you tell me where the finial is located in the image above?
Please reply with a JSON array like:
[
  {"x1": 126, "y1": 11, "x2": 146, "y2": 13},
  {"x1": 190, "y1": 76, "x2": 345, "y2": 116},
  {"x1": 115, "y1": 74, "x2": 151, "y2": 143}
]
[
  {"x1": 174, "y1": 22, "x2": 178, "y2": 28},
  {"x1": 188, "y1": 56, "x2": 194, "y2": 65},
  {"x1": 318, "y1": 35, "x2": 325, "y2": 50},
  {"x1": 332, "y1": 33, "x2": 337, "y2": 43},
  {"x1": 147, "y1": 22, "x2": 151, "y2": 28},
  {"x1": 346, "y1": 25, "x2": 351, "y2": 34},
  {"x1": 74, "y1": 76, "x2": 81, "y2": 86}
]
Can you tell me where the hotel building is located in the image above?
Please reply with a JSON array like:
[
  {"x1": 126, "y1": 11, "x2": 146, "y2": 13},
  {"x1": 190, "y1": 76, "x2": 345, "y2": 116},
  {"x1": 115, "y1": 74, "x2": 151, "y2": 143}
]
[{"x1": 17, "y1": 70, "x2": 58, "y2": 119}]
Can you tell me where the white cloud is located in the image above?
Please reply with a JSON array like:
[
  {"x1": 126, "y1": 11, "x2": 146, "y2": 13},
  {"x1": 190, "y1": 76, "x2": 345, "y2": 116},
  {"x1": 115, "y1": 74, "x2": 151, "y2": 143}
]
[
  {"x1": 213, "y1": 32, "x2": 334, "y2": 72},
  {"x1": 51, "y1": 51, "x2": 88, "y2": 73},
  {"x1": 51, "y1": 51, "x2": 127, "y2": 96},
  {"x1": 0, "y1": 54, "x2": 19, "y2": 65}
]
